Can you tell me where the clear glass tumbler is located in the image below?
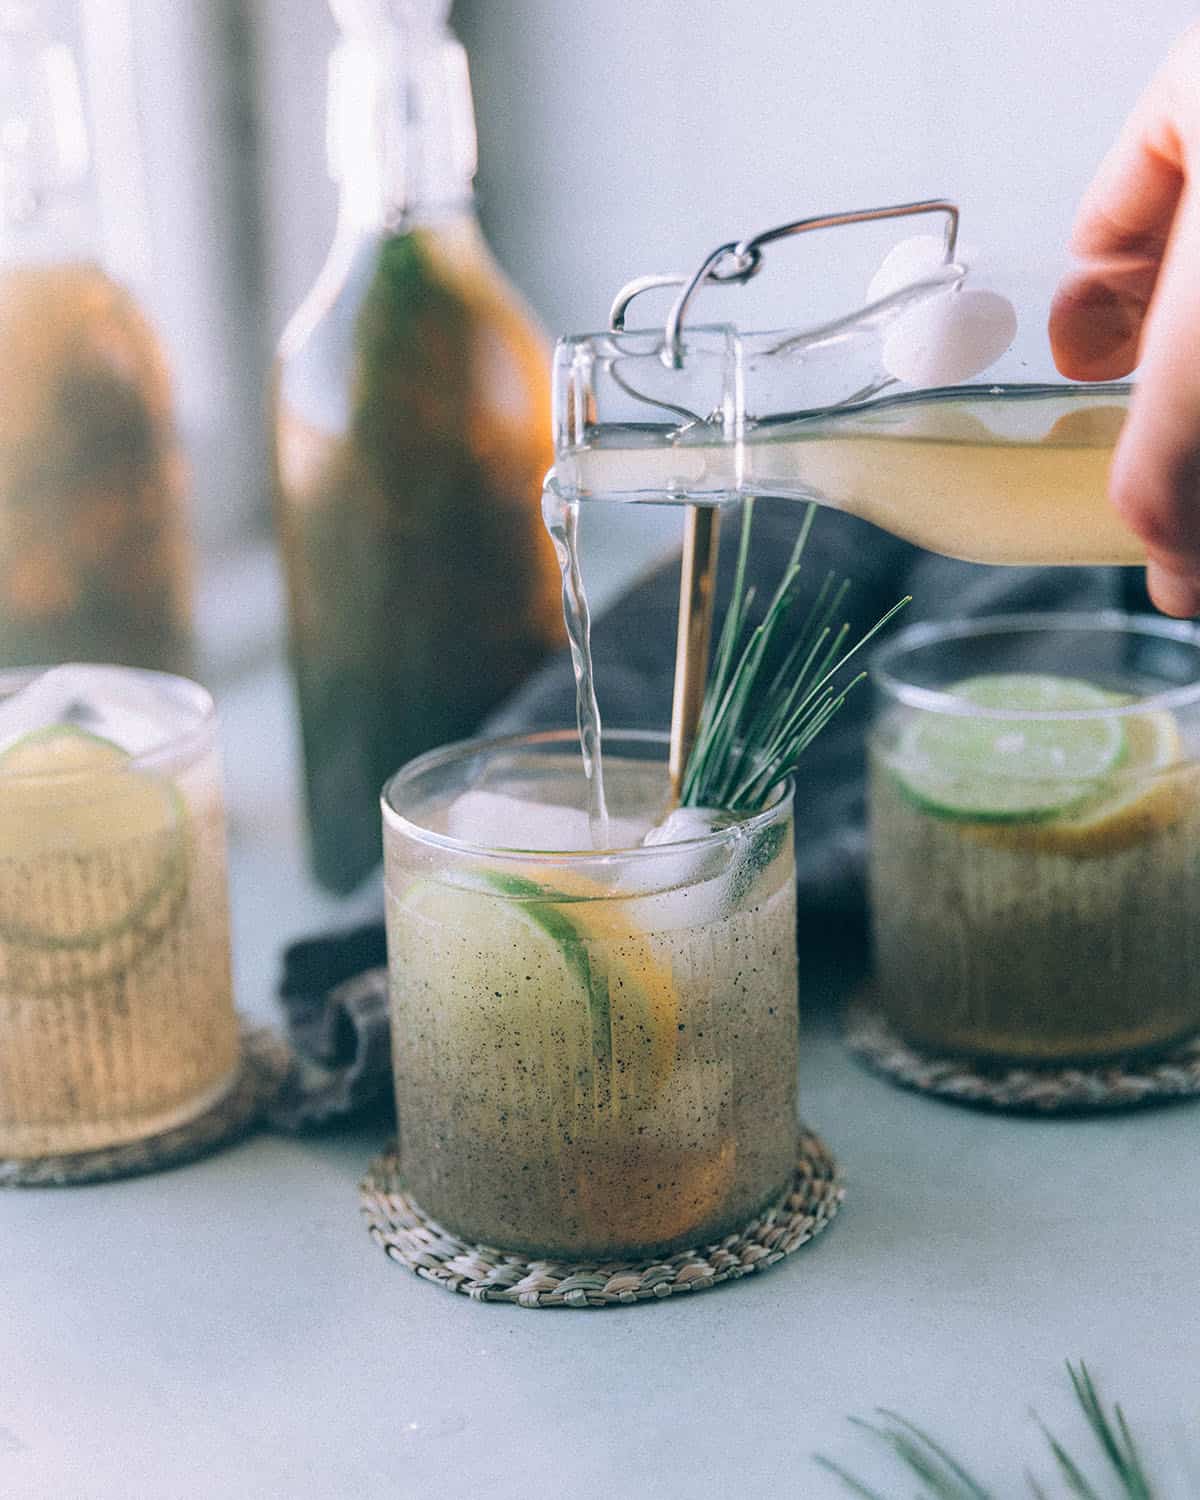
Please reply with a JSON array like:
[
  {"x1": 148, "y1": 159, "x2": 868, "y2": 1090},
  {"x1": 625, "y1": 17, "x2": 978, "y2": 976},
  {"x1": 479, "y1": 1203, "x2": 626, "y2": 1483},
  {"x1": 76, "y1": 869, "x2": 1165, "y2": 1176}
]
[
  {"x1": 0, "y1": 669, "x2": 237, "y2": 1156},
  {"x1": 868, "y1": 613, "x2": 1200, "y2": 1064},
  {"x1": 382, "y1": 729, "x2": 799, "y2": 1259}
]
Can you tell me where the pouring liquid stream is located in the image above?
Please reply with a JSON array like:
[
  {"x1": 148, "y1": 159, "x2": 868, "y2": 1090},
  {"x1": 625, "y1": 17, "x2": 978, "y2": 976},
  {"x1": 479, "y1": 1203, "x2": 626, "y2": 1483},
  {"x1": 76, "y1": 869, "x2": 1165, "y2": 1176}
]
[{"x1": 542, "y1": 489, "x2": 611, "y2": 846}]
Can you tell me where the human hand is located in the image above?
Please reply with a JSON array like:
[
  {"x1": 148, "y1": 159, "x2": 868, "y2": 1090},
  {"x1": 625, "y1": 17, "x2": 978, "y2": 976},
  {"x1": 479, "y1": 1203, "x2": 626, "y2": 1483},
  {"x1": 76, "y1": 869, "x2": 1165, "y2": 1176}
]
[{"x1": 1050, "y1": 23, "x2": 1200, "y2": 616}]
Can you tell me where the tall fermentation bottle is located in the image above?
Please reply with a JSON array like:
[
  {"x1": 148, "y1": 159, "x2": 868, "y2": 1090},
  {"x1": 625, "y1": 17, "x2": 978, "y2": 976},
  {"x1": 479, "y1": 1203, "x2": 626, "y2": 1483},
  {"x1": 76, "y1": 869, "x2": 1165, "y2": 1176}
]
[
  {"x1": 0, "y1": 6, "x2": 193, "y2": 675},
  {"x1": 272, "y1": 0, "x2": 563, "y2": 892}
]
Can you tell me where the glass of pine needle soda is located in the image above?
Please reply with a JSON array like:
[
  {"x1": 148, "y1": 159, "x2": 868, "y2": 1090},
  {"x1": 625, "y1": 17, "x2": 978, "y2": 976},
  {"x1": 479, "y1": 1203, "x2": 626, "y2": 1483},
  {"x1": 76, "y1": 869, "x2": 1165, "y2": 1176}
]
[
  {"x1": 0, "y1": 666, "x2": 237, "y2": 1157},
  {"x1": 868, "y1": 615, "x2": 1200, "y2": 1064},
  {"x1": 382, "y1": 729, "x2": 799, "y2": 1259}
]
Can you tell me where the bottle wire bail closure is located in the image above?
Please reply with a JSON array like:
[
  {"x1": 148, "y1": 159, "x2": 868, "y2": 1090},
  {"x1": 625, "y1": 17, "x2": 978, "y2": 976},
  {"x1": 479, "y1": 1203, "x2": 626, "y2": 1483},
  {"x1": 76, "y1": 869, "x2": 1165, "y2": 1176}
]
[{"x1": 609, "y1": 198, "x2": 961, "y2": 369}]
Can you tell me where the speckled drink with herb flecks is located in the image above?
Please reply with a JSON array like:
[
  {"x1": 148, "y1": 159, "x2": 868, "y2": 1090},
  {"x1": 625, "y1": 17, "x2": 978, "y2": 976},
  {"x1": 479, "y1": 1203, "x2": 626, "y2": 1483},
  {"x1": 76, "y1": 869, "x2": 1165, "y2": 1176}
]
[{"x1": 384, "y1": 744, "x2": 800, "y2": 1260}]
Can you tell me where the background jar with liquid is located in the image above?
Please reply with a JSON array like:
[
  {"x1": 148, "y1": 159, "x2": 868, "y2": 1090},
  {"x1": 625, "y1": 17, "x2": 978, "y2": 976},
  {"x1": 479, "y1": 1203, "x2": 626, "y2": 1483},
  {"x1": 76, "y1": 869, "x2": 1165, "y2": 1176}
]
[{"x1": 0, "y1": 6, "x2": 193, "y2": 677}]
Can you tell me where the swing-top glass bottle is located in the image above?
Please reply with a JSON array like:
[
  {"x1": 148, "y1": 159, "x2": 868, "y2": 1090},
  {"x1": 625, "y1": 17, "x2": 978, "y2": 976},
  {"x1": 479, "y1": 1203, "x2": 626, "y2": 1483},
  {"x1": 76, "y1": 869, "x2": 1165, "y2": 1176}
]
[{"x1": 272, "y1": 0, "x2": 563, "y2": 893}]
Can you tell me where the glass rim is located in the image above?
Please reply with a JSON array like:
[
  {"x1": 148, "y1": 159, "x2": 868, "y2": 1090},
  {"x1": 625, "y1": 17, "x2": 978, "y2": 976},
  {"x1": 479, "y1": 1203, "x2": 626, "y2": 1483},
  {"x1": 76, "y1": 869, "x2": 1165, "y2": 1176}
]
[
  {"x1": 381, "y1": 726, "x2": 793, "y2": 864},
  {"x1": 870, "y1": 611, "x2": 1200, "y2": 720},
  {"x1": 0, "y1": 666, "x2": 217, "y2": 785}
]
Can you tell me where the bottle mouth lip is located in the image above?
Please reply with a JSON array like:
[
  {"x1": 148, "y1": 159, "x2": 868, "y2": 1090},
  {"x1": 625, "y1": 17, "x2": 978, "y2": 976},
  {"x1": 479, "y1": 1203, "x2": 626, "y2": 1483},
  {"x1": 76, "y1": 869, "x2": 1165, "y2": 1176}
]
[
  {"x1": 870, "y1": 611, "x2": 1200, "y2": 721},
  {"x1": 326, "y1": 8, "x2": 478, "y2": 200}
]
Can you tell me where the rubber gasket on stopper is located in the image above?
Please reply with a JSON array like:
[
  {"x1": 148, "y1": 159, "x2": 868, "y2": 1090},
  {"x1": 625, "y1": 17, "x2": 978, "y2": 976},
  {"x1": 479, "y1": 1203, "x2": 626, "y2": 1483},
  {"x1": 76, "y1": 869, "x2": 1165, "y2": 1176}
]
[
  {"x1": 845, "y1": 998, "x2": 1200, "y2": 1114},
  {"x1": 360, "y1": 1126, "x2": 843, "y2": 1308},
  {"x1": 0, "y1": 1023, "x2": 293, "y2": 1187}
]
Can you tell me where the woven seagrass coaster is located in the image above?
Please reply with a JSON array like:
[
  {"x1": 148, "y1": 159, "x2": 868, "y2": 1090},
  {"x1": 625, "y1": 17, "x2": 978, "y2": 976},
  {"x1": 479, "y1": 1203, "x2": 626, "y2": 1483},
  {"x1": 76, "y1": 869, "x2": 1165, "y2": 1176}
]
[
  {"x1": 845, "y1": 998, "x2": 1200, "y2": 1114},
  {"x1": 0, "y1": 1022, "x2": 293, "y2": 1187},
  {"x1": 360, "y1": 1126, "x2": 842, "y2": 1308}
]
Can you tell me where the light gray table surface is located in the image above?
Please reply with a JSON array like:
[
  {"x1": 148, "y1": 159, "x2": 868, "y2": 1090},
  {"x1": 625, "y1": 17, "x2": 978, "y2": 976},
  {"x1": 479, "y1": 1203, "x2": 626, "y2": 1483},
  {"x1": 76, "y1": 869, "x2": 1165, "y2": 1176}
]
[{"x1": 4, "y1": 659, "x2": 1200, "y2": 1500}]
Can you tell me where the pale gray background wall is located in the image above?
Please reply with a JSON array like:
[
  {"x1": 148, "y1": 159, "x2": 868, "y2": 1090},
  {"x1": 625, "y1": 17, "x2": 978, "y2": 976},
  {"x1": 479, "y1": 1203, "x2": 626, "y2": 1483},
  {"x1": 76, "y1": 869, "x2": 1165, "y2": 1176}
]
[
  {"x1": 459, "y1": 0, "x2": 1193, "y2": 336},
  {"x1": 258, "y1": 1, "x2": 1198, "y2": 336}
]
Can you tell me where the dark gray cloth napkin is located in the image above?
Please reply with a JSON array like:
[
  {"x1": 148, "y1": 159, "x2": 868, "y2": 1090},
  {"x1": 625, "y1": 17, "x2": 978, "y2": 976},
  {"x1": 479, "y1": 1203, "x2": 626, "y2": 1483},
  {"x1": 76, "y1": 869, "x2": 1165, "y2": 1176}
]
[
  {"x1": 274, "y1": 500, "x2": 1138, "y2": 1127},
  {"x1": 270, "y1": 924, "x2": 392, "y2": 1129}
]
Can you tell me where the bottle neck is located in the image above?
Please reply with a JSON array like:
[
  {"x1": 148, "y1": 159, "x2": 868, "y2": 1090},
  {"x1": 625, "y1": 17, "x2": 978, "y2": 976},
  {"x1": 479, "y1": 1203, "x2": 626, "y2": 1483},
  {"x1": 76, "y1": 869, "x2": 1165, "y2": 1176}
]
[
  {"x1": 327, "y1": 21, "x2": 478, "y2": 235},
  {"x1": 0, "y1": 11, "x2": 99, "y2": 265}
]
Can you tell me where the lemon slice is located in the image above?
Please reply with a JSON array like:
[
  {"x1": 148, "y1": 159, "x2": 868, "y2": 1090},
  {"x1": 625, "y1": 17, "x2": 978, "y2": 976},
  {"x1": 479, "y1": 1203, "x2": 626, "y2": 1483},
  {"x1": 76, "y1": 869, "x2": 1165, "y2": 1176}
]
[
  {"x1": 545, "y1": 875, "x2": 679, "y2": 1100},
  {"x1": 893, "y1": 673, "x2": 1128, "y2": 821},
  {"x1": 963, "y1": 709, "x2": 1190, "y2": 856},
  {"x1": 403, "y1": 868, "x2": 679, "y2": 1099},
  {"x1": 0, "y1": 727, "x2": 187, "y2": 959}
]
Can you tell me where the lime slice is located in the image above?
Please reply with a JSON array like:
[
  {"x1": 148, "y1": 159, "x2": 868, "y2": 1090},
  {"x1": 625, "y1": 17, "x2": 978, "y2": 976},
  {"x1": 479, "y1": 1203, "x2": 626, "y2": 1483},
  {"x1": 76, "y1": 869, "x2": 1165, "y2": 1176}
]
[
  {"x1": 402, "y1": 868, "x2": 679, "y2": 1100},
  {"x1": 892, "y1": 673, "x2": 1128, "y2": 821},
  {"x1": 0, "y1": 726, "x2": 188, "y2": 965},
  {"x1": 963, "y1": 707, "x2": 1191, "y2": 856}
]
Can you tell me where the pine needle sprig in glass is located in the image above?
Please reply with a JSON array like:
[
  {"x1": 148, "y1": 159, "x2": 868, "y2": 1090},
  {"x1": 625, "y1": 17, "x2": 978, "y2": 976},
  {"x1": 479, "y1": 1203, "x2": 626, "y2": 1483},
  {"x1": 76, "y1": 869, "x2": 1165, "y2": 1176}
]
[{"x1": 680, "y1": 499, "x2": 908, "y2": 814}]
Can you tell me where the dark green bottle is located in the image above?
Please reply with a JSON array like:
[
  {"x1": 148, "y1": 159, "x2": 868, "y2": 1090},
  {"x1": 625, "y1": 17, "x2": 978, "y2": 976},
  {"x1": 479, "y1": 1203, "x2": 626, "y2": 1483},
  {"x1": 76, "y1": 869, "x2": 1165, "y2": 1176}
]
[{"x1": 272, "y1": 1, "x2": 562, "y2": 892}]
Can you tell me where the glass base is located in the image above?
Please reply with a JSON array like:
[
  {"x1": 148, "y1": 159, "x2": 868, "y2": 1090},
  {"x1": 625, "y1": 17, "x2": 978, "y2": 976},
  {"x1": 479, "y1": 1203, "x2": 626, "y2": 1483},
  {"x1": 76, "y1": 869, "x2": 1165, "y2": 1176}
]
[
  {"x1": 0, "y1": 1063, "x2": 240, "y2": 1160},
  {"x1": 404, "y1": 1148, "x2": 799, "y2": 1263},
  {"x1": 879, "y1": 1010, "x2": 1200, "y2": 1069}
]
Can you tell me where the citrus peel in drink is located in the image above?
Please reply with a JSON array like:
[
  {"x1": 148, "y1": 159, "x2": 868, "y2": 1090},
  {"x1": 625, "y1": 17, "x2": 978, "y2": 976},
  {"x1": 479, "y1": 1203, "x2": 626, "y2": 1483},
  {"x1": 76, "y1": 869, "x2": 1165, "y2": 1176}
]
[
  {"x1": 0, "y1": 726, "x2": 188, "y2": 963},
  {"x1": 402, "y1": 865, "x2": 680, "y2": 1102},
  {"x1": 890, "y1": 672, "x2": 1192, "y2": 857}
]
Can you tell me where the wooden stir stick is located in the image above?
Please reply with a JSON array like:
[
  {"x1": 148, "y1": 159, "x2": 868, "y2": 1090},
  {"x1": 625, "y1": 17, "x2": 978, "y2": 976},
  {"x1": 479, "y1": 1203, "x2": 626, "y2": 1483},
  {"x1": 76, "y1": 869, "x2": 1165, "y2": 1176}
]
[{"x1": 667, "y1": 505, "x2": 721, "y2": 805}]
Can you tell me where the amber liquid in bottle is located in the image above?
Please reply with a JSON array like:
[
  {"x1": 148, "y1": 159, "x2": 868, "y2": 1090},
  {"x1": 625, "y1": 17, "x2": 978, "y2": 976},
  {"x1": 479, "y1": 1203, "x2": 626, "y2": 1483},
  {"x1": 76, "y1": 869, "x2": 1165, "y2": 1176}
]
[
  {"x1": 0, "y1": 5, "x2": 193, "y2": 677},
  {"x1": 0, "y1": 263, "x2": 191, "y2": 674}
]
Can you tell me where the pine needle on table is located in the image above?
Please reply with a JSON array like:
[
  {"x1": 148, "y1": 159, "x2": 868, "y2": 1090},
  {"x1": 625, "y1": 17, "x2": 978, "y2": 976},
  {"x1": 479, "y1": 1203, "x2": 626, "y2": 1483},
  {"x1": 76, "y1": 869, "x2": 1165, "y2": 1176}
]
[{"x1": 815, "y1": 1361, "x2": 1157, "y2": 1500}]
